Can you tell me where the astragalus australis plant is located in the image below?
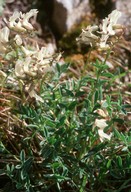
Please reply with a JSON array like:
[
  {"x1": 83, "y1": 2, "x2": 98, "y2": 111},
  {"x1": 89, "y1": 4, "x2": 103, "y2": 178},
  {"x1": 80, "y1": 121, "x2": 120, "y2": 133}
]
[{"x1": 0, "y1": 9, "x2": 131, "y2": 192}]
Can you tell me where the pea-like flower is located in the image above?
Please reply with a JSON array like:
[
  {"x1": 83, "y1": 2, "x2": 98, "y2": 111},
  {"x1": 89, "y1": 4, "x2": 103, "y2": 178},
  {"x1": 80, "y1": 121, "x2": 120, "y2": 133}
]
[
  {"x1": 14, "y1": 34, "x2": 22, "y2": 45},
  {"x1": 15, "y1": 46, "x2": 61, "y2": 79},
  {"x1": 21, "y1": 9, "x2": 38, "y2": 30},
  {"x1": 100, "y1": 9, "x2": 122, "y2": 36},
  {"x1": 94, "y1": 119, "x2": 112, "y2": 142},
  {"x1": 8, "y1": 9, "x2": 38, "y2": 32},
  {"x1": 15, "y1": 59, "x2": 26, "y2": 78},
  {"x1": 0, "y1": 27, "x2": 10, "y2": 53},
  {"x1": 76, "y1": 25, "x2": 99, "y2": 47}
]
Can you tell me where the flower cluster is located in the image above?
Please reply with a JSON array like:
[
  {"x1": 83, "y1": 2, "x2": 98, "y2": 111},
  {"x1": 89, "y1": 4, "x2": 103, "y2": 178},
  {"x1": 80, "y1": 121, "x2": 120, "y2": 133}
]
[
  {"x1": 0, "y1": 9, "x2": 38, "y2": 54},
  {"x1": 0, "y1": 9, "x2": 61, "y2": 102},
  {"x1": 15, "y1": 46, "x2": 61, "y2": 79},
  {"x1": 7, "y1": 9, "x2": 38, "y2": 32},
  {"x1": 76, "y1": 9, "x2": 124, "y2": 50}
]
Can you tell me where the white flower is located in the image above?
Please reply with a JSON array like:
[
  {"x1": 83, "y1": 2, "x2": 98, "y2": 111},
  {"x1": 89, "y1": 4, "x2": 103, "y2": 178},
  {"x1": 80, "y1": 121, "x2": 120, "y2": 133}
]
[
  {"x1": 101, "y1": 17, "x2": 109, "y2": 34},
  {"x1": 36, "y1": 47, "x2": 51, "y2": 65},
  {"x1": 108, "y1": 9, "x2": 121, "y2": 26},
  {"x1": 94, "y1": 119, "x2": 108, "y2": 129},
  {"x1": 76, "y1": 25, "x2": 99, "y2": 46},
  {"x1": 99, "y1": 42, "x2": 110, "y2": 50},
  {"x1": 22, "y1": 9, "x2": 38, "y2": 30},
  {"x1": 15, "y1": 59, "x2": 25, "y2": 78},
  {"x1": 94, "y1": 109, "x2": 108, "y2": 118},
  {"x1": 101, "y1": 9, "x2": 122, "y2": 36},
  {"x1": 21, "y1": 46, "x2": 37, "y2": 56},
  {"x1": 23, "y1": 57, "x2": 37, "y2": 77},
  {"x1": 94, "y1": 119, "x2": 112, "y2": 142},
  {"x1": 8, "y1": 9, "x2": 38, "y2": 32},
  {"x1": 9, "y1": 11, "x2": 26, "y2": 32},
  {"x1": 15, "y1": 44, "x2": 61, "y2": 79},
  {"x1": 0, "y1": 27, "x2": 10, "y2": 43},
  {"x1": 0, "y1": 27, "x2": 10, "y2": 53},
  {"x1": 37, "y1": 47, "x2": 50, "y2": 62},
  {"x1": 29, "y1": 89, "x2": 44, "y2": 103},
  {"x1": 98, "y1": 129, "x2": 112, "y2": 142},
  {"x1": 14, "y1": 34, "x2": 22, "y2": 45},
  {"x1": 14, "y1": 21, "x2": 26, "y2": 32},
  {"x1": 9, "y1": 11, "x2": 20, "y2": 28}
]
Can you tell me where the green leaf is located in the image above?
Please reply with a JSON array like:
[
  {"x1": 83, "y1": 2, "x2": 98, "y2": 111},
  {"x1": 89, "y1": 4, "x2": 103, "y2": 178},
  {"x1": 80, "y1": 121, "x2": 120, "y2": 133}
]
[
  {"x1": 59, "y1": 116, "x2": 66, "y2": 125},
  {"x1": 23, "y1": 158, "x2": 33, "y2": 173},
  {"x1": 56, "y1": 63, "x2": 69, "y2": 75},
  {"x1": 68, "y1": 101, "x2": 77, "y2": 110},
  {"x1": 114, "y1": 129, "x2": 127, "y2": 143},
  {"x1": 75, "y1": 91, "x2": 85, "y2": 97},
  {"x1": 117, "y1": 156, "x2": 123, "y2": 168},
  {"x1": 114, "y1": 128, "x2": 121, "y2": 139},
  {"x1": 20, "y1": 150, "x2": 25, "y2": 162},
  {"x1": 101, "y1": 72, "x2": 114, "y2": 78},
  {"x1": 107, "y1": 159, "x2": 111, "y2": 169},
  {"x1": 6, "y1": 164, "x2": 11, "y2": 172},
  {"x1": 62, "y1": 88, "x2": 74, "y2": 97},
  {"x1": 94, "y1": 90, "x2": 99, "y2": 104}
]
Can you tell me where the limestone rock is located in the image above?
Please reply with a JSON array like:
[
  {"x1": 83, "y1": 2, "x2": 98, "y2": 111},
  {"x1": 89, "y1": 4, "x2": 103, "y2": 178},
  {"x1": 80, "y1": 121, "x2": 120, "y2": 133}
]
[
  {"x1": 52, "y1": 0, "x2": 90, "y2": 36},
  {"x1": 116, "y1": 0, "x2": 131, "y2": 36}
]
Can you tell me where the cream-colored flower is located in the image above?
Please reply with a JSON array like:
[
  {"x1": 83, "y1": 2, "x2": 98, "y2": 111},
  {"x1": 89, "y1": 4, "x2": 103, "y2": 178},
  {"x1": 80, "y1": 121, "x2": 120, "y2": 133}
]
[
  {"x1": 21, "y1": 46, "x2": 37, "y2": 56},
  {"x1": 29, "y1": 89, "x2": 44, "y2": 103},
  {"x1": 23, "y1": 57, "x2": 37, "y2": 77},
  {"x1": 14, "y1": 21, "x2": 26, "y2": 32},
  {"x1": 9, "y1": 9, "x2": 38, "y2": 32},
  {"x1": 0, "y1": 27, "x2": 10, "y2": 53},
  {"x1": 15, "y1": 59, "x2": 25, "y2": 78},
  {"x1": 94, "y1": 119, "x2": 108, "y2": 129},
  {"x1": 21, "y1": 9, "x2": 38, "y2": 30},
  {"x1": 101, "y1": 9, "x2": 122, "y2": 36},
  {"x1": 101, "y1": 17, "x2": 109, "y2": 34},
  {"x1": 98, "y1": 129, "x2": 112, "y2": 142},
  {"x1": 9, "y1": 11, "x2": 20, "y2": 28},
  {"x1": 76, "y1": 25, "x2": 99, "y2": 47},
  {"x1": 94, "y1": 109, "x2": 108, "y2": 118},
  {"x1": 99, "y1": 41, "x2": 110, "y2": 50},
  {"x1": 0, "y1": 27, "x2": 10, "y2": 43},
  {"x1": 94, "y1": 119, "x2": 111, "y2": 142},
  {"x1": 14, "y1": 34, "x2": 22, "y2": 45},
  {"x1": 109, "y1": 9, "x2": 121, "y2": 27},
  {"x1": 37, "y1": 47, "x2": 50, "y2": 62}
]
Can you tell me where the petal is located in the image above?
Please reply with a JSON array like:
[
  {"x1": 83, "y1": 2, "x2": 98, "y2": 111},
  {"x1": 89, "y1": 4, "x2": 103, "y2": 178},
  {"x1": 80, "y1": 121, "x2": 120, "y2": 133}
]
[
  {"x1": 29, "y1": 89, "x2": 44, "y2": 103},
  {"x1": 22, "y1": 21, "x2": 34, "y2": 30},
  {"x1": 15, "y1": 60, "x2": 25, "y2": 78},
  {"x1": 94, "y1": 119, "x2": 108, "y2": 129},
  {"x1": 14, "y1": 34, "x2": 22, "y2": 45},
  {"x1": 98, "y1": 130, "x2": 112, "y2": 142},
  {"x1": 0, "y1": 27, "x2": 10, "y2": 43},
  {"x1": 109, "y1": 9, "x2": 121, "y2": 25}
]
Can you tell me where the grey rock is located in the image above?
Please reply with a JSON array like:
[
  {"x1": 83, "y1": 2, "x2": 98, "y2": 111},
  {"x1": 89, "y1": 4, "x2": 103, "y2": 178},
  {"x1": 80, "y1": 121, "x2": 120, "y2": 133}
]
[
  {"x1": 52, "y1": 0, "x2": 90, "y2": 36},
  {"x1": 116, "y1": 0, "x2": 131, "y2": 35}
]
